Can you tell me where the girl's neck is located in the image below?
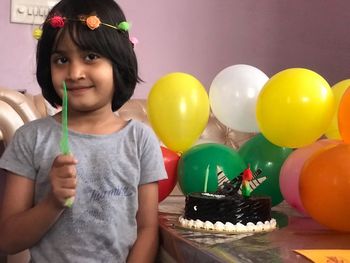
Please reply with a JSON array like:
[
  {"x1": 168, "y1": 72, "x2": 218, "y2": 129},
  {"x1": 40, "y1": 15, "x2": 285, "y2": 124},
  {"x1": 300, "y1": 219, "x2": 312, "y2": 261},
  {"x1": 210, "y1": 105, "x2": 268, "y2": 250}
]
[{"x1": 56, "y1": 109, "x2": 127, "y2": 135}]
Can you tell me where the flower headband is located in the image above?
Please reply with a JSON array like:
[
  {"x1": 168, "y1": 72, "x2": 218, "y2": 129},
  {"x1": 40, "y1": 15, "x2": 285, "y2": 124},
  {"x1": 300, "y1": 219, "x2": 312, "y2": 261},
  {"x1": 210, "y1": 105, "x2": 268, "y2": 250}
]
[{"x1": 33, "y1": 14, "x2": 138, "y2": 46}]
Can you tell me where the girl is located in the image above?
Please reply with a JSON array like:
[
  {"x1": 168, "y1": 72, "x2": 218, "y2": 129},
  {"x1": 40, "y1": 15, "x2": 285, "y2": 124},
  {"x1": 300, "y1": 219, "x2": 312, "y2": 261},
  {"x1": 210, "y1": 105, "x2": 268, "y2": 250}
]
[{"x1": 0, "y1": 0, "x2": 167, "y2": 262}]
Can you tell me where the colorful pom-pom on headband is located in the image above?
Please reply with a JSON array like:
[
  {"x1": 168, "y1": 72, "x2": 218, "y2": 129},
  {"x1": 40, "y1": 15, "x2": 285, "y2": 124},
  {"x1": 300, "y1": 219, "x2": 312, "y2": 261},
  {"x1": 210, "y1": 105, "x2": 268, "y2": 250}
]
[
  {"x1": 33, "y1": 14, "x2": 138, "y2": 46},
  {"x1": 50, "y1": 15, "x2": 65, "y2": 28},
  {"x1": 32, "y1": 28, "x2": 43, "y2": 40}
]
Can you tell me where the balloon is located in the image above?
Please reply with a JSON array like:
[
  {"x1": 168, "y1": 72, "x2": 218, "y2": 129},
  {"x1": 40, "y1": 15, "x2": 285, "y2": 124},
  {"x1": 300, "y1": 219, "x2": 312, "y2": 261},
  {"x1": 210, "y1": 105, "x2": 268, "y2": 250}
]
[
  {"x1": 238, "y1": 134, "x2": 293, "y2": 206},
  {"x1": 178, "y1": 143, "x2": 246, "y2": 195},
  {"x1": 147, "y1": 72, "x2": 210, "y2": 153},
  {"x1": 159, "y1": 146, "x2": 180, "y2": 202},
  {"x1": 209, "y1": 64, "x2": 269, "y2": 132},
  {"x1": 338, "y1": 86, "x2": 350, "y2": 143},
  {"x1": 280, "y1": 139, "x2": 340, "y2": 215},
  {"x1": 300, "y1": 143, "x2": 350, "y2": 232},
  {"x1": 325, "y1": 79, "x2": 350, "y2": 139},
  {"x1": 256, "y1": 68, "x2": 335, "y2": 148}
]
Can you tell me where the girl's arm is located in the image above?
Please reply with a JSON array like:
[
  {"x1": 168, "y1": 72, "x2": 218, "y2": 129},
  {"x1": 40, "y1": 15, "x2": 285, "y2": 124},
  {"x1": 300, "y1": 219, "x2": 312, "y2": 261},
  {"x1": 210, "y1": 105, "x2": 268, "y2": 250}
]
[
  {"x1": 127, "y1": 182, "x2": 160, "y2": 263},
  {"x1": 0, "y1": 155, "x2": 77, "y2": 254},
  {"x1": 0, "y1": 173, "x2": 63, "y2": 254}
]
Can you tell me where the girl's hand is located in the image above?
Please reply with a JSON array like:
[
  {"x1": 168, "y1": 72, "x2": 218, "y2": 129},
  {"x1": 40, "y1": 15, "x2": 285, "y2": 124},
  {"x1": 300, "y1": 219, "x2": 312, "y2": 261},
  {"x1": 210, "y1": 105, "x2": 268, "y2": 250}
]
[{"x1": 48, "y1": 154, "x2": 78, "y2": 209}]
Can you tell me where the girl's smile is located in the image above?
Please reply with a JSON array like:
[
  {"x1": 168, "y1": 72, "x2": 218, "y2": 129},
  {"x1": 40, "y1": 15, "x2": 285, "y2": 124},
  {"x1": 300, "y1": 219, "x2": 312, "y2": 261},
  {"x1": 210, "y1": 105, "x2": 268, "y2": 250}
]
[{"x1": 67, "y1": 85, "x2": 94, "y2": 94}]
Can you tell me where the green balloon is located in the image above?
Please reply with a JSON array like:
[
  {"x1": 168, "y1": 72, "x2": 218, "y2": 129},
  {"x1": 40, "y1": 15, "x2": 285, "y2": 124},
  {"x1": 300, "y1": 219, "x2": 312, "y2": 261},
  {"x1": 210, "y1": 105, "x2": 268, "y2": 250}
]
[
  {"x1": 178, "y1": 143, "x2": 246, "y2": 194},
  {"x1": 238, "y1": 134, "x2": 293, "y2": 206}
]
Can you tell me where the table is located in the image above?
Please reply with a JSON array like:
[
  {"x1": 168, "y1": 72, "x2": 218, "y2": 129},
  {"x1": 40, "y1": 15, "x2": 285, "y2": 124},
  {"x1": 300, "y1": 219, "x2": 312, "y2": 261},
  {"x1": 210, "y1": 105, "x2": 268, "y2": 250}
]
[{"x1": 158, "y1": 196, "x2": 350, "y2": 263}]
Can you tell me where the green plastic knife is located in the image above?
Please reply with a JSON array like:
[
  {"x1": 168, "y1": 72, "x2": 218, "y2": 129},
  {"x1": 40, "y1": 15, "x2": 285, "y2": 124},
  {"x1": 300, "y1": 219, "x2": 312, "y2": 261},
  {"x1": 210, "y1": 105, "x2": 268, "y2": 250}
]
[{"x1": 60, "y1": 81, "x2": 74, "y2": 208}]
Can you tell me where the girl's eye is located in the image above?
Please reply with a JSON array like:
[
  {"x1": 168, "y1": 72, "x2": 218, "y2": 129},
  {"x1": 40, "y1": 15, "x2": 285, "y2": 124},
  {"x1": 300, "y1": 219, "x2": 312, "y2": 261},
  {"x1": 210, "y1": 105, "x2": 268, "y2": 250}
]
[
  {"x1": 52, "y1": 56, "x2": 68, "y2": 65},
  {"x1": 85, "y1": 53, "x2": 99, "y2": 61}
]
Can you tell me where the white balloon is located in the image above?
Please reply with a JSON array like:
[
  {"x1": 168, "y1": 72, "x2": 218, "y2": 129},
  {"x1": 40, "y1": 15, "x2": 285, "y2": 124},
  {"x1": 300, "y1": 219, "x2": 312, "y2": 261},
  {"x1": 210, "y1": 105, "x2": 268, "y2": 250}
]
[{"x1": 209, "y1": 64, "x2": 269, "y2": 132}]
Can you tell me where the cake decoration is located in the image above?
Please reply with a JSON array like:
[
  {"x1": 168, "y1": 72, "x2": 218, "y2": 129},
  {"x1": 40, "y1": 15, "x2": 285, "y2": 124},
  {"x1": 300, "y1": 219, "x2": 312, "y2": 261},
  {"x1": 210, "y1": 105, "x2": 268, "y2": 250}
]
[
  {"x1": 179, "y1": 165, "x2": 276, "y2": 233},
  {"x1": 241, "y1": 164, "x2": 253, "y2": 197}
]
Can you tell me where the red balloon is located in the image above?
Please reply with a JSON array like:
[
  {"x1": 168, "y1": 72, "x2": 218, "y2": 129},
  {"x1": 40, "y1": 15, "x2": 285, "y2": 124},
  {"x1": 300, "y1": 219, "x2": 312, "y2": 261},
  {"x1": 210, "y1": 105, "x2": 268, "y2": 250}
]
[{"x1": 159, "y1": 146, "x2": 180, "y2": 202}]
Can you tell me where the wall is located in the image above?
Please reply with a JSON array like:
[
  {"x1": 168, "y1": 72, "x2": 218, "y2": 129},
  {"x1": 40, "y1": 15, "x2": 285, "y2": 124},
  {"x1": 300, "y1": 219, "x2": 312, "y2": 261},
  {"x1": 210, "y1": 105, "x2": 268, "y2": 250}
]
[{"x1": 1, "y1": 0, "x2": 350, "y2": 98}]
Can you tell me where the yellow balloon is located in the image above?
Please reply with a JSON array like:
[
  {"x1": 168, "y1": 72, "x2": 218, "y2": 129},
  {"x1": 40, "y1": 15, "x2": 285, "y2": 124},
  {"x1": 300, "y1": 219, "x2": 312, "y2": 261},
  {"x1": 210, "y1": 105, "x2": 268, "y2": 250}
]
[
  {"x1": 147, "y1": 72, "x2": 210, "y2": 153},
  {"x1": 256, "y1": 68, "x2": 335, "y2": 148},
  {"x1": 324, "y1": 79, "x2": 350, "y2": 139}
]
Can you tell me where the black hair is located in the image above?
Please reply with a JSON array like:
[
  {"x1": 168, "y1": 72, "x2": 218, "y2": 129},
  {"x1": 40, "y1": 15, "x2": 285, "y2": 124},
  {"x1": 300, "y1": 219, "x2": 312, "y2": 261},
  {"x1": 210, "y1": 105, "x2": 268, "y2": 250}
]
[{"x1": 36, "y1": 0, "x2": 140, "y2": 111}]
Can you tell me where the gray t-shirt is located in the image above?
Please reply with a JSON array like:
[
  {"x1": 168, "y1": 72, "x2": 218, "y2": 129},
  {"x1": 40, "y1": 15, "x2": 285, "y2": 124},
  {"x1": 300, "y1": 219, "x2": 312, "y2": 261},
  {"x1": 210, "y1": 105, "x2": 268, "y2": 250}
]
[{"x1": 0, "y1": 117, "x2": 167, "y2": 262}]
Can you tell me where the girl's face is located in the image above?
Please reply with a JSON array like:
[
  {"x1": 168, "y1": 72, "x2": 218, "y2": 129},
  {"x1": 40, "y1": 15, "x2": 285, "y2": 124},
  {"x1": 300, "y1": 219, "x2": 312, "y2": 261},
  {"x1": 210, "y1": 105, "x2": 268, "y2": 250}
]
[{"x1": 50, "y1": 32, "x2": 115, "y2": 114}]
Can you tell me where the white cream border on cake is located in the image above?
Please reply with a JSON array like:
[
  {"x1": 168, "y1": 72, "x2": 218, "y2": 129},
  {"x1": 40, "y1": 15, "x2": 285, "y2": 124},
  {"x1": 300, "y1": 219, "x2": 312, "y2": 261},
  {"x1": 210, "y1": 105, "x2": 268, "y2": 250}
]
[{"x1": 179, "y1": 216, "x2": 277, "y2": 233}]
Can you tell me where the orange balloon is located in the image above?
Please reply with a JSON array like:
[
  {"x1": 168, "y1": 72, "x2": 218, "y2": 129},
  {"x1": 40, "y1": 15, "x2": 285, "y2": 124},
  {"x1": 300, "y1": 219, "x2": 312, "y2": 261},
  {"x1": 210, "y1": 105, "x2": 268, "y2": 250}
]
[
  {"x1": 300, "y1": 143, "x2": 350, "y2": 232},
  {"x1": 338, "y1": 87, "x2": 350, "y2": 143}
]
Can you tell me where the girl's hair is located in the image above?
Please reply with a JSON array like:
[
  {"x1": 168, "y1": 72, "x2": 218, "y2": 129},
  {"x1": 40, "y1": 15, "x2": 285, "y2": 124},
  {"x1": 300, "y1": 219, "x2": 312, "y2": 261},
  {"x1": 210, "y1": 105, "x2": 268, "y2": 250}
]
[{"x1": 36, "y1": 0, "x2": 140, "y2": 111}]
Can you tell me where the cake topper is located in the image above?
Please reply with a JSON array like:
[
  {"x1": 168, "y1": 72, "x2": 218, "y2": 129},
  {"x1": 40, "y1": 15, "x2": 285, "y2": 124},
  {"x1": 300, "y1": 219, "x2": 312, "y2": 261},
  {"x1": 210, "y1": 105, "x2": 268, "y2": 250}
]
[
  {"x1": 241, "y1": 164, "x2": 253, "y2": 197},
  {"x1": 215, "y1": 165, "x2": 263, "y2": 198}
]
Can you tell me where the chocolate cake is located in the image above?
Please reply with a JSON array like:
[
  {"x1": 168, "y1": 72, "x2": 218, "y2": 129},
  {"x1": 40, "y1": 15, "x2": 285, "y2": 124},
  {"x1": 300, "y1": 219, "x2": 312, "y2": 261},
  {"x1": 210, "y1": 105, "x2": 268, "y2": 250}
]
[{"x1": 179, "y1": 167, "x2": 276, "y2": 233}]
